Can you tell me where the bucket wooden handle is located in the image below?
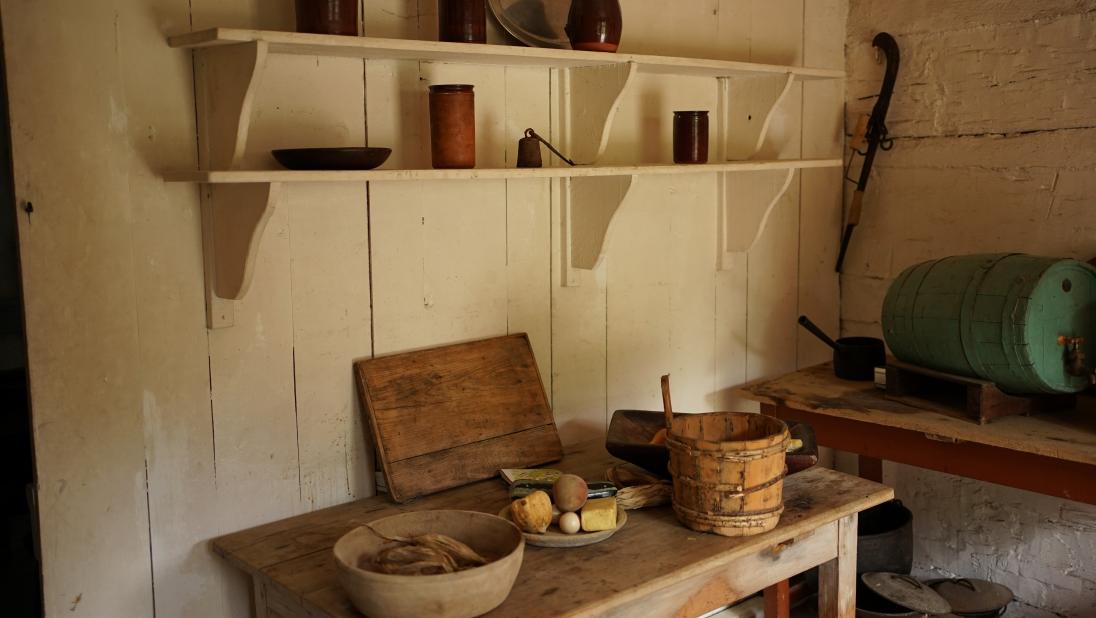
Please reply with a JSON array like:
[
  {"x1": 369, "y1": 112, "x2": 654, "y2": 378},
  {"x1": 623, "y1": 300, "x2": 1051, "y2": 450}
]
[{"x1": 661, "y1": 374, "x2": 673, "y2": 429}]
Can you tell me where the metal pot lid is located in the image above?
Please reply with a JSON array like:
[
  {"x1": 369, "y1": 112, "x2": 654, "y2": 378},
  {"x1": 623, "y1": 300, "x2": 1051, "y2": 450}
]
[
  {"x1": 487, "y1": 0, "x2": 570, "y2": 49},
  {"x1": 924, "y1": 578, "x2": 1013, "y2": 614},
  {"x1": 862, "y1": 572, "x2": 952, "y2": 615}
]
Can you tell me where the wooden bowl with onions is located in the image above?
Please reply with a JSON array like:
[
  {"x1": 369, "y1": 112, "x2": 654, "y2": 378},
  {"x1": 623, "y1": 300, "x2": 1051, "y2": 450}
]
[{"x1": 333, "y1": 510, "x2": 525, "y2": 618}]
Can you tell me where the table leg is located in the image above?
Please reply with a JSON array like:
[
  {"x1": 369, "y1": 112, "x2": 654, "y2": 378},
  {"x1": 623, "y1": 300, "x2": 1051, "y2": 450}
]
[
  {"x1": 252, "y1": 576, "x2": 270, "y2": 618},
  {"x1": 818, "y1": 513, "x2": 857, "y2": 618},
  {"x1": 858, "y1": 455, "x2": 883, "y2": 482},
  {"x1": 764, "y1": 579, "x2": 790, "y2": 618}
]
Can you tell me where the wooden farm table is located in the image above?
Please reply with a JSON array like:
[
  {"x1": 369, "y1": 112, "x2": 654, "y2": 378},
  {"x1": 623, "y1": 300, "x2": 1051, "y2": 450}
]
[
  {"x1": 736, "y1": 363, "x2": 1096, "y2": 504},
  {"x1": 213, "y1": 440, "x2": 892, "y2": 618}
]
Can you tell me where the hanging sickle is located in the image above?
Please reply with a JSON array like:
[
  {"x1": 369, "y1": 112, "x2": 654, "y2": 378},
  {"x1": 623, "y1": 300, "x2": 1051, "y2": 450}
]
[{"x1": 835, "y1": 32, "x2": 900, "y2": 273}]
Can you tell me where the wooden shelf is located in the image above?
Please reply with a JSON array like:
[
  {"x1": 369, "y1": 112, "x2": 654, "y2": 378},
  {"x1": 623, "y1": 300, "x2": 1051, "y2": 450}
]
[
  {"x1": 173, "y1": 28, "x2": 844, "y2": 327},
  {"x1": 164, "y1": 159, "x2": 842, "y2": 184},
  {"x1": 170, "y1": 28, "x2": 846, "y2": 81}
]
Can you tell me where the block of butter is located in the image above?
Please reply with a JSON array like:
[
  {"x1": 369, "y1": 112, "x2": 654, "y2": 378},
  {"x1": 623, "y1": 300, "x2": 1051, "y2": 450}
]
[{"x1": 580, "y1": 497, "x2": 618, "y2": 532}]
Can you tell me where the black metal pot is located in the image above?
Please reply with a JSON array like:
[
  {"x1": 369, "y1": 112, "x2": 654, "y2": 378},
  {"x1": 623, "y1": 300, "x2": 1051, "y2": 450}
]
[
  {"x1": 858, "y1": 499, "x2": 913, "y2": 575},
  {"x1": 798, "y1": 315, "x2": 886, "y2": 381}
]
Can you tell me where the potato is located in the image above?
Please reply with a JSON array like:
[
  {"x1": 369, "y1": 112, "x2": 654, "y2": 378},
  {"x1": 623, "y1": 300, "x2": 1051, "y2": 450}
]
[
  {"x1": 552, "y1": 474, "x2": 588, "y2": 513},
  {"x1": 510, "y1": 490, "x2": 552, "y2": 533}
]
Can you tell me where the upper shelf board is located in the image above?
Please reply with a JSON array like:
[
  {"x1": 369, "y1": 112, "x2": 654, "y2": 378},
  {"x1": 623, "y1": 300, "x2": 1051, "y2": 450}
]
[
  {"x1": 164, "y1": 159, "x2": 843, "y2": 184},
  {"x1": 169, "y1": 29, "x2": 846, "y2": 80}
]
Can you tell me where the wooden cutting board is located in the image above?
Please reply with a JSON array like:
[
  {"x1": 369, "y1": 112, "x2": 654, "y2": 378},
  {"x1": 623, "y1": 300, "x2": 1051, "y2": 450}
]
[{"x1": 355, "y1": 333, "x2": 563, "y2": 503}]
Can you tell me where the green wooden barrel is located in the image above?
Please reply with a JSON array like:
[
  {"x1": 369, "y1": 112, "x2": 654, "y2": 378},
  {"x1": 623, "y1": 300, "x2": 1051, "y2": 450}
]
[{"x1": 881, "y1": 254, "x2": 1096, "y2": 394}]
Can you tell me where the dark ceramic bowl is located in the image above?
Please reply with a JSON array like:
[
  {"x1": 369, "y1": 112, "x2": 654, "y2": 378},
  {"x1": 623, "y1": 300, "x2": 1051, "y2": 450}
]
[{"x1": 272, "y1": 147, "x2": 392, "y2": 171}]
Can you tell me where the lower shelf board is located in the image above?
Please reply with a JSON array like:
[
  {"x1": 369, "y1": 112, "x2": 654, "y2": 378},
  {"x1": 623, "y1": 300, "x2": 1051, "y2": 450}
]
[{"x1": 163, "y1": 158, "x2": 842, "y2": 183}]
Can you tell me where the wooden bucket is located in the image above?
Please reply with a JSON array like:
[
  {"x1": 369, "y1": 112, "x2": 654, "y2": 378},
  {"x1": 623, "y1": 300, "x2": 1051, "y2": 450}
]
[{"x1": 666, "y1": 411, "x2": 789, "y2": 537}]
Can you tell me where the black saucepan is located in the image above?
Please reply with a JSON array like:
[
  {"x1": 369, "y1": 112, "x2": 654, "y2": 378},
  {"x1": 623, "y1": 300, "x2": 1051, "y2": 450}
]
[{"x1": 798, "y1": 315, "x2": 885, "y2": 381}]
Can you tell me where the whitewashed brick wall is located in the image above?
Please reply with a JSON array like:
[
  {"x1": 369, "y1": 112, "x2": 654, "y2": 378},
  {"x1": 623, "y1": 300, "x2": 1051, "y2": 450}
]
[{"x1": 844, "y1": 1, "x2": 1096, "y2": 615}]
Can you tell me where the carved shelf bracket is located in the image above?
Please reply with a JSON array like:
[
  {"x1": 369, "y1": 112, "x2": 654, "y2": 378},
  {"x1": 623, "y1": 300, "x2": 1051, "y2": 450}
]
[
  {"x1": 560, "y1": 175, "x2": 637, "y2": 287},
  {"x1": 558, "y1": 62, "x2": 637, "y2": 165},
  {"x1": 717, "y1": 168, "x2": 796, "y2": 270},
  {"x1": 717, "y1": 72, "x2": 794, "y2": 161},
  {"x1": 194, "y1": 40, "x2": 269, "y2": 170},
  {"x1": 201, "y1": 182, "x2": 281, "y2": 328}
]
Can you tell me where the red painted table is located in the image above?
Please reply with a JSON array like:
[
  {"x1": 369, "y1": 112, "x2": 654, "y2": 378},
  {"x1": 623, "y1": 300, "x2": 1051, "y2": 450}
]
[{"x1": 736, "y1": 363, "x2": 1096, "y2": 505}]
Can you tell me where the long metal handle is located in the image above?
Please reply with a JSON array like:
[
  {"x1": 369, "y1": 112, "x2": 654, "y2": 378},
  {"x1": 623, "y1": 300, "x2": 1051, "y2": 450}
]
[
  {"x1": 797, "y1": 315, "x2": 837, "y2": 349},
  {"x1": 525, "y1": 128, "x2": 575, "y2": 166}
]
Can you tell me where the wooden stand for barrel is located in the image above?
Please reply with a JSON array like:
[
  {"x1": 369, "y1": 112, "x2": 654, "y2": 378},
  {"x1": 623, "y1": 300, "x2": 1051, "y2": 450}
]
[
  {"x1": 666, "y1": 411, "x2": 790, "y2": 537},
  {"x1": 885, "y1": 360, "x2": 1076, "y2": 424}
]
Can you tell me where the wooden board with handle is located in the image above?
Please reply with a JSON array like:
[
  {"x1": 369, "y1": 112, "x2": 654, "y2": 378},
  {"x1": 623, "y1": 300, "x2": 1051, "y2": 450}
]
[{"x1": 355, "y1": 333, "x2": 563, "y2": 502}]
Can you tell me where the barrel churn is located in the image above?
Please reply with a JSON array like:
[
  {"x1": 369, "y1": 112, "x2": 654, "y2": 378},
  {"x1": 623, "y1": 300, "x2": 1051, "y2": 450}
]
[{"x1": 881, "y1": 253, "x2": 1096, "y2": 394}]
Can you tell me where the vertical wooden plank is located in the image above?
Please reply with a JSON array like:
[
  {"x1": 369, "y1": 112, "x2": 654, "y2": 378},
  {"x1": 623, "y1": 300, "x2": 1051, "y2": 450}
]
[
  {"x1": 504, "y1": 67, "x2": 553, "y2": 381},
  {"x1": 288, "y1": 183, "x2": 373, "y2": 509},
  {"x1": 370, "y1": 178, "x2": 508, "y2": 355},
  {"x1": 799, "y1": 0, "x2": 845, "y2": 367},
  {"x1": 744, "y1": 0, "x2": 804, "y2": 386},
  {"x1": 1, "y1": 1, "x2": 154, "y2": 615},
  {"x1": 616, "y1": 0, "x2": 721, "y2": 58},
  {"x1": 551, "y1": 206, "x2": 608, "y2": 442},
  {"x1": 800, "y1": 0, "x2": 848, "y2": 469},
  {"x1": 119, "y1": 0, "x2": 250, "y2": 615},
  {"x1": 819, "y1": 513, "x2": 858, "y2": 618}
]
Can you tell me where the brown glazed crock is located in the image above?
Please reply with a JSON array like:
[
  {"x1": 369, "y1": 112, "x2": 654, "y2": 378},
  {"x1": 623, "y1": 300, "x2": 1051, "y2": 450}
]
[
  {"x1": 565, "y1": 0, "x2": 623, "y2": 52},
  {"x1": 295, "y1": 0, "x2": 358, "y2": 35},
  {"x1": 438, "y1": 0, "x2": 487, "y2": 43},
  {"x1": 673, "y1": 111, "x2": 709, "y2": 164}
]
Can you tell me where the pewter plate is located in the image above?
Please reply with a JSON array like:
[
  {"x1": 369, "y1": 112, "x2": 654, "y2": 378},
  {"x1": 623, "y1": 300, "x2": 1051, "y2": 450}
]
[
  {"x1": 487, "y1": 0, "x2": 570, "y2": 49},
  {"x1": 498, "y1": 504, "x2": 627, "y2": 548}
]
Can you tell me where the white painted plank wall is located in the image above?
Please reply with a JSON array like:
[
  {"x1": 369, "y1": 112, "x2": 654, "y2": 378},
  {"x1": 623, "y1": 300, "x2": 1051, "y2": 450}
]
[
  {"x1": 843, "y1": 1, "x2": 1096, "y2": 615},
  {"x1": 1, "y1": 0, "x2": 843, "y2": 615}
]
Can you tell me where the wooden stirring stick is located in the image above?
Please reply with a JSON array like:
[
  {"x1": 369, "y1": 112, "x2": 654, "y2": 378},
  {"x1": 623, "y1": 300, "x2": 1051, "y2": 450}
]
[{"x1": 661, "y1": 374, "x2": 674, "y2": 430}]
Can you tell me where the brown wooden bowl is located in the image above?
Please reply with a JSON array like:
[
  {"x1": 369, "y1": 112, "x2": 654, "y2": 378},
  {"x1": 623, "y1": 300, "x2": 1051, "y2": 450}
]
[
  {"x1": 271, "y1": 147, "x2": 392, "y2": 170},
  {"x1": 333, "y1": 510, "x2": 524, "y2": 618}
]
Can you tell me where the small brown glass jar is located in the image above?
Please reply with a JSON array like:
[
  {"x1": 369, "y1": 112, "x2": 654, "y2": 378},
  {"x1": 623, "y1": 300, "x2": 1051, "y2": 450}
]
[
  {"x1": 429, "y1": 84, "x2": 476, "y2": 169},
  {"x1": 295, "y1": 0, "x2": 358, "y2": 36},
  {"x1": 438, "y1": 0, "x2": 486, "y2": 43},
  {"x1": 673, "y1": 111, "x2": 709, "y2": 164}
]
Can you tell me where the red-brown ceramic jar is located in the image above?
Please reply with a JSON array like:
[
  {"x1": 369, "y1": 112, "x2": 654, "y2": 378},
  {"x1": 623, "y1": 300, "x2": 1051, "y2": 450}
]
[{"x1": 429, "y1": 84, "x2": 476, "y2": 169}]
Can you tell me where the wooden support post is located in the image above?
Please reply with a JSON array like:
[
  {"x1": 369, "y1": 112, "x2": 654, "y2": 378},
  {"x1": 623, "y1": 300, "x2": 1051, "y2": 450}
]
[
  {"x1": 764, "y1": 579, "x2": 791, "y2": 618},
  {"x1": 818, "y1": 513, "x2": 857, "y2": 618},
  {"x1": 858, "y1": 455, "x2": 883, "y2": 482}
]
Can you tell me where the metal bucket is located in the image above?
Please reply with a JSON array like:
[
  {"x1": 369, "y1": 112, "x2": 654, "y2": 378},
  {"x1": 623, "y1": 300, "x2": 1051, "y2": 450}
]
[{"x1": 858, "y1": 499, "x2": 913, "y2": 575}]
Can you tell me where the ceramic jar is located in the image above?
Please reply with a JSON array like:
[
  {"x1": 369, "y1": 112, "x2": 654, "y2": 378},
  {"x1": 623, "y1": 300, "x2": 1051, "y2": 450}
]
[
  {"x1": 673, "y1": 111, "x2": 709, "y2": 164},
  {"x1": 294, "y1": 0, "x2": 358, "y2": 35},
  {"x1": 438, "y1": 0, "x2": 486, "y2": 43},
  {"x1": 565, "y1": 0, "x2": 623, "y2": 53},
  {"x1": 429, "y1": 84, "x2": 476, "y2": 169}
]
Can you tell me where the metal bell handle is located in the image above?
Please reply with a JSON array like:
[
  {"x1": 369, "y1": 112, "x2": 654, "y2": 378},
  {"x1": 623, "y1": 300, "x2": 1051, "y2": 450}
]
[{"x1": 524, "y1": 128, "x2": 576, "y2": 167}]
